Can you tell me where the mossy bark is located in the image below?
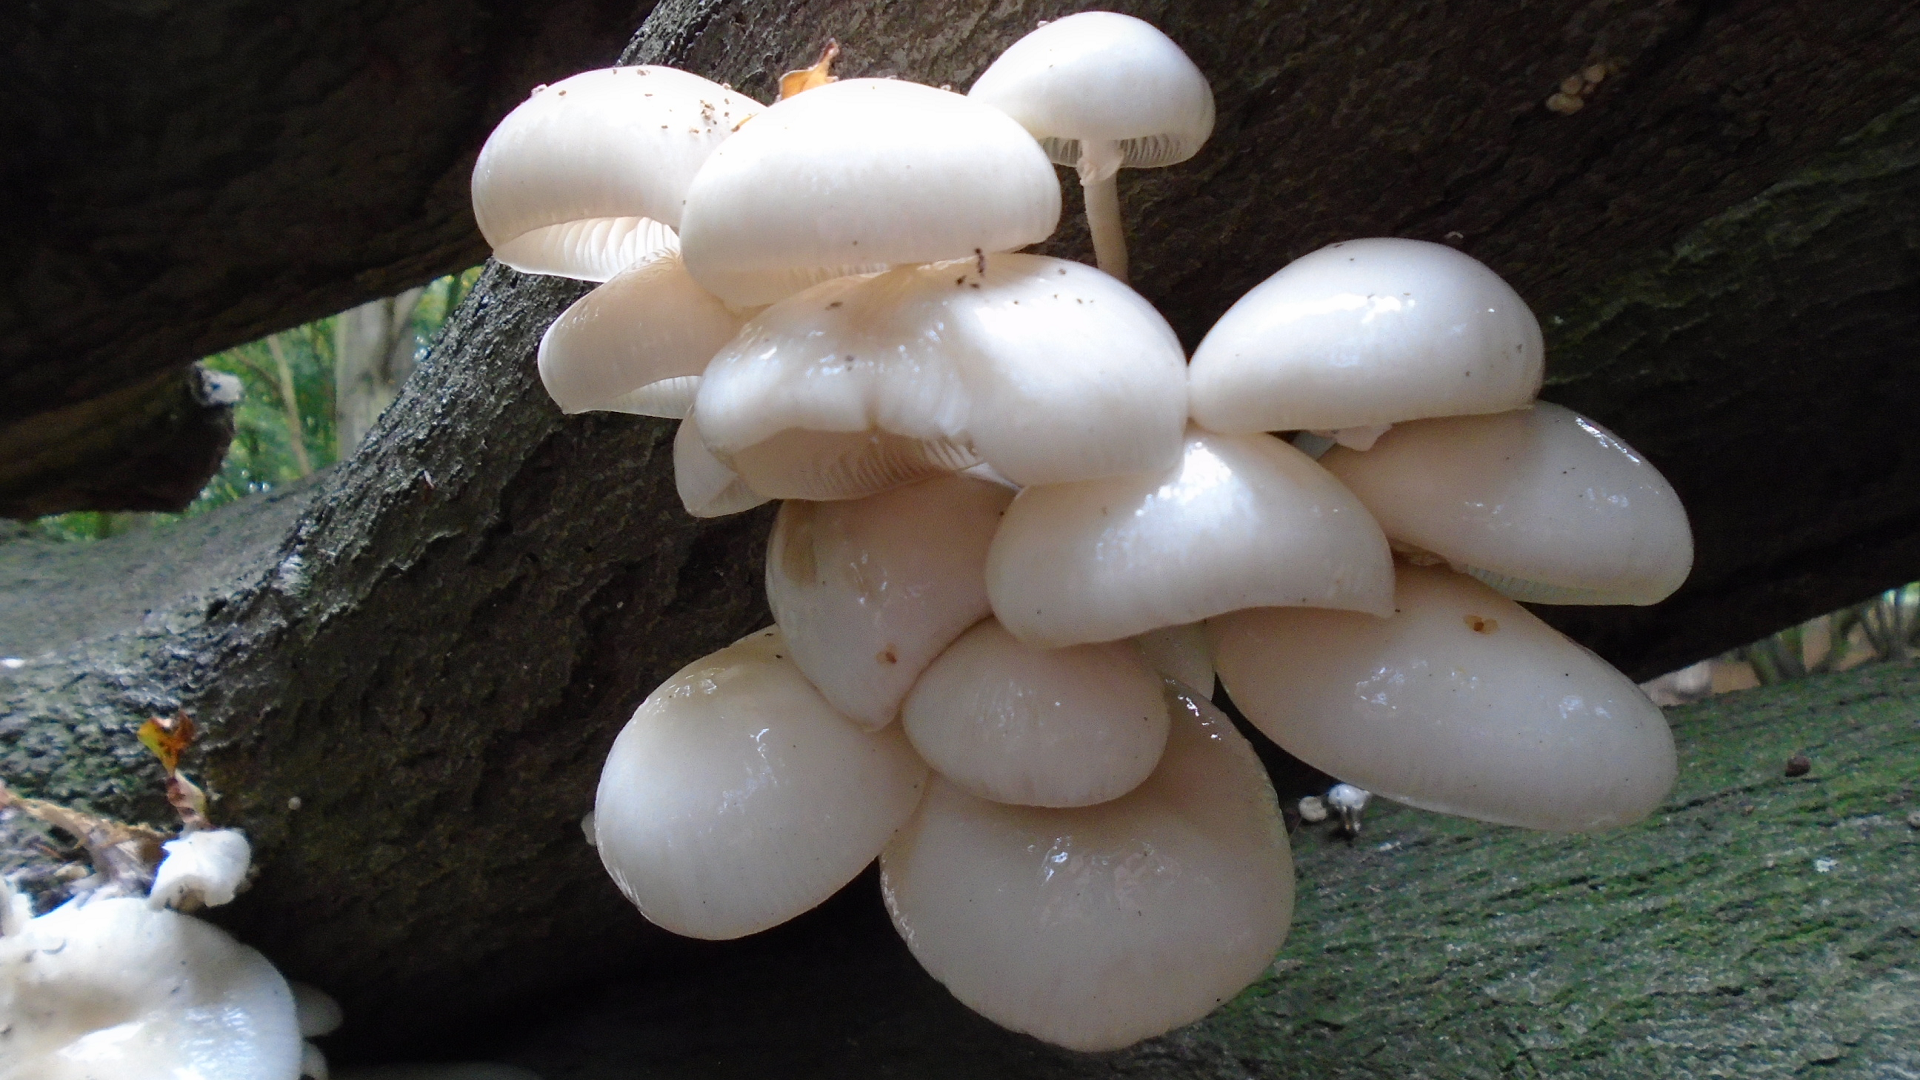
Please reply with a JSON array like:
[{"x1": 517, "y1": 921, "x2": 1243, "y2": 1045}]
[{"x1": 479, "y1": 661, "x2": 1920, "y2": 1079}]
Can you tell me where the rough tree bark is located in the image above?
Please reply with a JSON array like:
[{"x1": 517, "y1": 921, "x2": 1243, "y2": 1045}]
[
  {"x1": 0, "y1": 0, "x2": 654, "y2": 513},
  {"x1": 3, "y1": 0, "x2": 1918, "y2": 1066},
  {"x1": 0, "y1": 363, "x2": 239, "y2": 518}
]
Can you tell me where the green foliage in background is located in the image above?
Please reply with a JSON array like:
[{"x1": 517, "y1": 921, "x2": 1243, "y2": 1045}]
[{"x1": 31, "y1": 268, "x2": 481, "y2": 542}]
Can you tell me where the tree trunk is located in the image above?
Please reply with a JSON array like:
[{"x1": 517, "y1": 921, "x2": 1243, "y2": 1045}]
[
  {"x1": 335, "y1": 287, "x2": 428, "y2": 454},
  {"x1": 4, "y1": 0, "x2": 1919, "y2": 1063}
]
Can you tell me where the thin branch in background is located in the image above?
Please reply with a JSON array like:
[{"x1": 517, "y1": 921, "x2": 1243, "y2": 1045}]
[{"x1": 265, "y1": 333, "x2": 314, "y2": 477}]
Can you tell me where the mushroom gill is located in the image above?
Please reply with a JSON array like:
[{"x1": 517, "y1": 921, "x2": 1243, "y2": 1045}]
[
  {"x1": 472, "y1": 67, "x2": 762, "y2": 281},
  {"x1": 692, "y1": 253, "x2": 1186, "y2": 501}
]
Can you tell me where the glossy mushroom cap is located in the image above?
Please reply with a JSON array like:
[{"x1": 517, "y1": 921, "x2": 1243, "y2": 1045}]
[
  {"x1": 1211, "y1": 564, "x2": 1677, "y2": 832},
  {"x1": 969, "y1": 11, "x2": 1214, "y2": 174},
  {"x1": 593, "y1": 627, "x2": 929, "y2": 939},
  {"x1": 0, "y1": 897, "x2": 302, "y2": 1080},
  {"x1": 679, "y1": 79, "x2": 1062, "y2": 306},
  {"x1": 987, "y1": 427, "x2": 1395, "y2": 647},
  {"x1": 694, "y1": 253, "x2": 1187, "y2": 499},
  {"x1": 673, "y1": 410, "x2": 769, "y2": 518},
  {"x1": 146, "y1": 827, "x2": 251, "y2": 910},
  {"x1": 290, "y1": 981, "x2": 344, "y2": 1038},
  {"x1": 880, "y1": 680, "x2": 1291, "y2": 1051},
  {"x1": 1321, "y1": 403, "x2": 1694, "y2": 605},
  {"x1": 767, "y1": 475, "x2": 1013, "y2": 729},
  {"x1": 1189, "y1": 238, "x2": 1544, "y2": 433},
  {"x1": 472, "y1": 67, "x2": 762, "y2": 281},
  {"x1": 536, "y1": 243, "x2": 752, "y2": 417},
  {"x1": 901, "y1": 618, "x2": 1171, "y2": 807},
  {"x1": 968, "y1": 12, "x2": 1212, "y2": 282}
]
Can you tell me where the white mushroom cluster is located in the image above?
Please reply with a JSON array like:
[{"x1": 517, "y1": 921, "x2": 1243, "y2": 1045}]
[
  {"x1": 473, "y1": 11, "x2": 1693, "y2": 1051},
  {"x1": 0, "y1": 829, "x2": 330, "y2": 1080},
  {"x1": 2, "y1": 829, "x2": 544, "y2": 1080}
]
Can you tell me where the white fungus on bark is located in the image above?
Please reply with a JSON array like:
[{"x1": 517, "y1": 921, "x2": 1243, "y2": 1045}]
[
  {"x1": 691, "y1": 253, "x2": 1187, "y2": 500},
  {"x1": 535, "y1": 243, "x2": 753, "y2": 417},
  {"x1": 147, "y1": 827, "x2": 252, "y2": 911},
  {"x1": 879, "y1": 680, "x2": 1291, "y2": 1052},
  {"x1": 986, "y1": 427, "x2": 1395, "y2": 647},
  {"x1": 471, "y1": 67, "x2": 762, "y2": 281},
  {"x1": 0, "y1": 895, "x2": 303, "y2": 1080},
  {"x1": 765, "y1": 475, "x2": 1012, "y2": 729},
  {"x1": 968, "y1": 11, "x2": 1215, "y2": 282},
  {"x1": 456, "y1": 14, "x2": 1697, "y2": 1053},
  {"x1": 678, "y1": 79, "x2": 1061, "y2": 306},
  {"x1": 1321, "y1": 403, "x2": 1695, "y2": 605},
  {"x1": 592, "y1": 627, "x2": 929, "y2": 939},
  {"x1": 901, "y1": 618, "x2": 1171, "y2": 808},
  {"x1": 1189, "y1": 238, "x2": 1544, "y2": 434},
  {"x1": 1211, "y1": 564, "x2": 1678, "y2": 831}
]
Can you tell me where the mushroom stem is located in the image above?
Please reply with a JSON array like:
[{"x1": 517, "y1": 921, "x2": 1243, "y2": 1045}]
[
  {"x1": 1078, "y1": 141, "x2": 1128, "y2": 282},
  {"x1": 1082, "y1": 172, "x2": 1126, "y2": 281}
]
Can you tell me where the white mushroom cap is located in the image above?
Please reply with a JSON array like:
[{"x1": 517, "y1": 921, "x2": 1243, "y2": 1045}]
[
  {"x1": 536, "y1": 243, "x2": 753, "y2": 417},
  {"x1": 593, "y1": 627, "x2": 929, "y2": 940},
  {"x1": 879, "y1": 680, "x2": 1291, "y2": 1051},
  {"x1": 1325, "y1": 783, "x2": 1371, "y2": 814},
  {"x1": 1189, "y1": 238, "x2": 1544, "y2": 433},
  {"x1": 969, "y1": 11, "x2": 1214, "y2": 175},
  {"x1": 472, "y1": 67, "x2": 762, "y2": 280},
  {"x1": 986, "y1": 427, "x2": 1395, "y2": 647},
  {"x1": 678, "y1": 79, "x2": 1062, "y2": 306},
  {"x1": 902, "y1": 618, "x2": 1171, "y2": 807},
  {"x1": 1320, "y1": 403, "x2": 1694, "y2": 605},
  {"x1": 0, "y1": 897, "x2": 302, "y2": 1080},
  {"x1": 673, "y1": 410, "x2": 769, "y2": 518},
  {"x1": 1210, "y1": 564, "x2": 1677, "y2": 832},
  {"x1": 146, "y1": 827, "x2": 251, "y2": 910},
  {"x1": 767, "y1": 474, "x2": 1013, "y2": 729},
  {"x1": 289, "y1": 981, "x2": 344, "y2": 1038},
  {"x1": 694, "y1": 253, "x2": 1186, "y2": 498}
]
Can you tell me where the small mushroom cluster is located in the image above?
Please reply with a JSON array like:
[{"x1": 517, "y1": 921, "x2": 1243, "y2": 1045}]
[
  {"x1": 473, "y1": 12, "x2": 1692, "y2": 1051},
  {"x1": 0, "y1": 829, "x2": 343, "y2": 1080},
  {"x1": 1, "y1": 827, "x2": 545, "y2": 1080}
]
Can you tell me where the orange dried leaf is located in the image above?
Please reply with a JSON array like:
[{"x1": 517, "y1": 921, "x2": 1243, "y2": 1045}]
[
  {"x1": 780, "y1": 39, "x2": 840, "y2": 100},
  {"x1": 137, "y1": 712, "x2": 196, "y2": 775}
]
